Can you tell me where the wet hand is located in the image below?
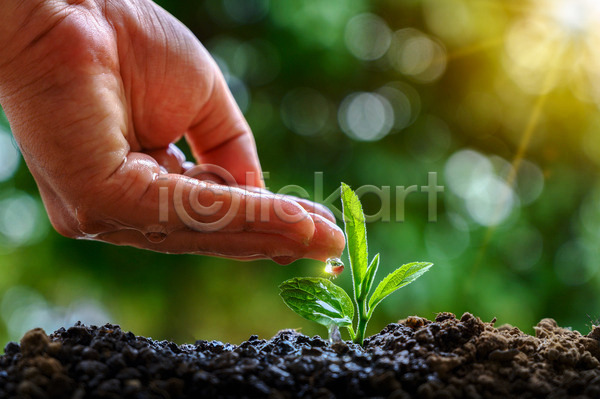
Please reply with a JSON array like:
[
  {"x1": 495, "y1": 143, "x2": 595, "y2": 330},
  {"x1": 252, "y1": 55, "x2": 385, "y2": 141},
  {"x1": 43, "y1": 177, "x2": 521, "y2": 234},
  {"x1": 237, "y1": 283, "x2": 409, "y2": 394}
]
[{"x1": 0, "y1": 0, "x2": 345, "y2": 263}]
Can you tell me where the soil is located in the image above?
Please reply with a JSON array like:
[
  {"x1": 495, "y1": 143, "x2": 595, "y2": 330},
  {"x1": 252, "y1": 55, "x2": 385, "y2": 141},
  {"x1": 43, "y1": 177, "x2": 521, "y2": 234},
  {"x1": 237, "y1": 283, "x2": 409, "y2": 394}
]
[{"x1": 1, "y1": 312, "x2": 600, "y2": 398}]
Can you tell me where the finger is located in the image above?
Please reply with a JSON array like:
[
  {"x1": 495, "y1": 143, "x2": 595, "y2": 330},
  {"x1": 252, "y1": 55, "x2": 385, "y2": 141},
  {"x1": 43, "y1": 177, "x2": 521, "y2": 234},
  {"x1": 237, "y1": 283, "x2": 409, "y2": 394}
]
[
  {"x1": 160, "y1": 177, "x2": 316, "y2": 244},
  {"x1": 242, "y1": 186, "x2": 337, "y2": 224},
  {"x1": 175, "y1": 178, "x2": 337, "y2": 224},
  {"x1": 94, "y1": 212, "x2": 345, "y2": 263},
  {"x1": 83, "y1": 152, "x2": 316, "y2": 245},
  {"x1": 291, "y1": 198, "x2": 337, "y2": 224},
  {"x1": 304, "y1": 213, "x2": 346, "y2": 261},
  {"x1": 94, "y1": 230, "x2": 304, "y2": 259},
  {"x1": 185, "y1": 61, "x2": 263, "y2": 187},
  {"x1": 88, "y1": 152, "x2": 345, "y2": 262}
]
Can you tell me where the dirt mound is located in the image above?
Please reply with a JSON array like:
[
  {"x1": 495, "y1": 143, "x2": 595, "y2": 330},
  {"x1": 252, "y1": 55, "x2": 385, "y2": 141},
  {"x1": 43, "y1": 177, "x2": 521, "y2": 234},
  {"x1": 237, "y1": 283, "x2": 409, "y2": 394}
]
[{"x1": 1, "y1": 312, "x2": 600, "y2": 398}]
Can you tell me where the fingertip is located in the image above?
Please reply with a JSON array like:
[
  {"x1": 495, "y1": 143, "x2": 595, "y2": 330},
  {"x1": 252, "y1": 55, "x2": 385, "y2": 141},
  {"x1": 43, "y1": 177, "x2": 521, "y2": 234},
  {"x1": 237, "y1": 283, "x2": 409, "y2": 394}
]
[{"x1": 304, "y1": 213, "x2": 346, "y2": 261}]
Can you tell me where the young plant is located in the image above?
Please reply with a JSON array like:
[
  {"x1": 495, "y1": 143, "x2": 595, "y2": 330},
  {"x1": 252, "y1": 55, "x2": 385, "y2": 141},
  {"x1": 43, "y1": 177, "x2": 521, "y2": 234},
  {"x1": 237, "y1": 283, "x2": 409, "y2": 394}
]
[{"x1": 279, "y1": 183, "x2": 433, "y2": 346}]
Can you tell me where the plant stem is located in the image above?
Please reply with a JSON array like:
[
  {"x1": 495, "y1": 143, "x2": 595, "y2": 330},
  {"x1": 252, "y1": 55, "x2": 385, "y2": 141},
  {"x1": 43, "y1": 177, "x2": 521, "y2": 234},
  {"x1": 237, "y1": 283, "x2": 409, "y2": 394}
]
[{"x1": 354, "y1": 297, "x2": 369, "y2": 346}]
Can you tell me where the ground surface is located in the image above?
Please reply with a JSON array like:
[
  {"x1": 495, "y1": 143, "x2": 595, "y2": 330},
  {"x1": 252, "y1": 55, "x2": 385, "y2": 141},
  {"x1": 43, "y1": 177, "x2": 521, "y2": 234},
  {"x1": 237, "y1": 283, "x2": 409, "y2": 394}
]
[{"x1": 1, "y1": 312, "x2": 600, "y2": 398}]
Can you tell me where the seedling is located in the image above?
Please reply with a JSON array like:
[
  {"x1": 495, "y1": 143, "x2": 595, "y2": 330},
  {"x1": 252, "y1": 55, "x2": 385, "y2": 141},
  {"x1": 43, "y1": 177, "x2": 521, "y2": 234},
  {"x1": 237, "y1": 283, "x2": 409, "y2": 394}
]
[{"x1": 279, "y1": 183, "x2": 433, "y2": 346}]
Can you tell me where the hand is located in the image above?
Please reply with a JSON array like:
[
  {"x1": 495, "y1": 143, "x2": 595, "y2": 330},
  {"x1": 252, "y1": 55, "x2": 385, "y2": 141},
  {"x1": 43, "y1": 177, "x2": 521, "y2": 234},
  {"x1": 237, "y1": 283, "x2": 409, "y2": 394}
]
[{"x1": 0, "y1": 0, "x2": 345, "y2": 264}]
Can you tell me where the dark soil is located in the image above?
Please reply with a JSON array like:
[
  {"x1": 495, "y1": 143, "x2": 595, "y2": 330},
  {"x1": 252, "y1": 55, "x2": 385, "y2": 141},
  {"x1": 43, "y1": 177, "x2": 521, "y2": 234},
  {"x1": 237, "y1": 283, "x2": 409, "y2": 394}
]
[{"x1": 2, "y1": 312, "x2": 600, "y2": 398}]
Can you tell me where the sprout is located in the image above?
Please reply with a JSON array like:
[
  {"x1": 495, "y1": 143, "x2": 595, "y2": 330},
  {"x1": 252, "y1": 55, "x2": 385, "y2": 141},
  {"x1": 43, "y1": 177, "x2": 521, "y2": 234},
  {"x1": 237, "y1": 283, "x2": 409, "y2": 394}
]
[{"x1": 280, "y1": 183, "x2": 433, "y2": 346}]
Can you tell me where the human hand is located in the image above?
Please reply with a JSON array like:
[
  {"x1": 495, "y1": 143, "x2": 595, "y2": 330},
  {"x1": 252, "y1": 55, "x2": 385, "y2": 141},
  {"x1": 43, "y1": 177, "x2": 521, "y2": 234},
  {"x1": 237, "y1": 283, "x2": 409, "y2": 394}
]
[{"x1": 0, "y1": 0, "x2": 345, "y2": 264}]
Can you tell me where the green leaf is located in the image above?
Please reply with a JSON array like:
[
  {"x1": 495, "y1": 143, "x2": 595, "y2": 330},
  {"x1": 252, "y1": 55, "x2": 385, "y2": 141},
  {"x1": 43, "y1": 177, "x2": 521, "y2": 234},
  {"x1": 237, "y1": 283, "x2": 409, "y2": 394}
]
[
  {"x1": 279, "y1": 277, "x2": 354, "y2": 328},
  {"x1": 368, "y1": 262, "x2": 433, "y2": 313},
  {"x1": 340, "y1": 183, "x2": 368, "y2": 301},
  {"x1": 361, "y1": 253, "x2": 380, "y2": 303}
]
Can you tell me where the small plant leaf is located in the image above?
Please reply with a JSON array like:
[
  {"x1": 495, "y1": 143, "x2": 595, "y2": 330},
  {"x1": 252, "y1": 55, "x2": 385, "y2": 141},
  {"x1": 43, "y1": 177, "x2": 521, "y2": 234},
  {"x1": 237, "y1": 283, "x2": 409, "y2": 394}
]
[
  {"x1": 368, "y1": 262, "x2": 433, "y2": 312},
  {"x1": 340, "y1": 183, "x2": 368, "y2": 300},
  {"x1": 361, "y1": 253, "x2": 380, "y2": 302},
  {"x1": 279, "y1": 277, "x2": 354, "y2": 328}
]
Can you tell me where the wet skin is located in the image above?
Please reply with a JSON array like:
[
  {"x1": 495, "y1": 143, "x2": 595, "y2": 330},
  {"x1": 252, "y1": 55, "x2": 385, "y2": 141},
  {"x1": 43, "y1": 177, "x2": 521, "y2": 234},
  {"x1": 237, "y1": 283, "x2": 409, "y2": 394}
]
[{"x1": 0, "y1": 0, "x2": 345, "y2": 263}]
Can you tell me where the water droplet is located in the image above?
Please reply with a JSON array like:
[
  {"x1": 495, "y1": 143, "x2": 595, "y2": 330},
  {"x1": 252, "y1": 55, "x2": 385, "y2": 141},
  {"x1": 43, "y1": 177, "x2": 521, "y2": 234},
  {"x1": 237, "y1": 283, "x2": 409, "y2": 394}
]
[
  {"x1": 145, "y1": 232, "x2": 167, "y2": 243},
  {"x1": 328, "y1": 325, "x2": 342, "y2": 343},
  {"x1": 325, "y1": 257, "x2": 344, "y2": 277}
]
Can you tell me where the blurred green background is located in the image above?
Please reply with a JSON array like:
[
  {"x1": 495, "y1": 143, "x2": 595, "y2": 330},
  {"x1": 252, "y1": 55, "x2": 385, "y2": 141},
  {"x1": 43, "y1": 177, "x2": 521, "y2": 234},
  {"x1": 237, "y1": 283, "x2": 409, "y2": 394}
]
[{"x1": 2, "y1": 0, "x2": 600, "y2": 345}]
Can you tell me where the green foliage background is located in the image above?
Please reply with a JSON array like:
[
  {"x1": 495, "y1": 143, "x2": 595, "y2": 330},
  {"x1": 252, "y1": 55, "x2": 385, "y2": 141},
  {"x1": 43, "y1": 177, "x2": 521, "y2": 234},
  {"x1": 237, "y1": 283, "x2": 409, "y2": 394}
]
[{"x1": 1, "y1": 0, "x2": 600, "y2": 346}]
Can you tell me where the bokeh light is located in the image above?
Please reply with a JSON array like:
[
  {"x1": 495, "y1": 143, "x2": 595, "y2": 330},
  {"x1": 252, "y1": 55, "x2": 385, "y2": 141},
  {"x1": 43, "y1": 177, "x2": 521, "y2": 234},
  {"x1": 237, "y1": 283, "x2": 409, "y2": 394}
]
[
  {"x1": 465, "y1": 175, "x2": 516, "y2": 227},
  {"x1": 0, "y1": 126, "x2": 20, "y2": 182},
  {"x1": 514, "y1": 160, "x2": 544, "y2": 205},
  {"x1": 388, "y1": 28, "x2": 447, "y2": 83},
  {"x1": 422, "y1": 0, "x2": 476, "y2": 46},
  {"x1": 377, "y1": 82, "x2": 421, "y2": 132},
  {"x1": 0, "y1": 191, "x2": 48, "y2": 249},
  {"x1": 344, "y1": 13, "x2": 392, "y2": 61},
  {"x1": 445, "y1": 150, "x2": 520, "y2": 227},
  {"x1": 445, "y1": 150, "x2": 493, "y2": 197},
  {"x1": 338, "y1": 92, "x2": 394, "y2": 142}
]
